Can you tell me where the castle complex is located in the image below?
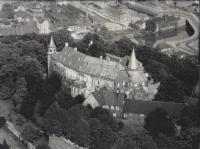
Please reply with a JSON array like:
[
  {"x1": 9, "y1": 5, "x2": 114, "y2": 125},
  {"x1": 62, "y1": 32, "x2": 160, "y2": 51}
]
[{"x1": 47, "y1": 36, "x2": 148, "y2": 99}]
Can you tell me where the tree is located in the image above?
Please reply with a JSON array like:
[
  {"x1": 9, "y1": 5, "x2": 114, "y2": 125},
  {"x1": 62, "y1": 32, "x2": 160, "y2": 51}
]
[
  {"x1": 19, "y1": 95, "x2": 37, "y2": 119},
  {"x1": 21, "y1": 123, "x2": 42, "y2": 141},
  {"x1": 12, "y1": 77, "x2": 27, "y2": 111},
  {"x1": 145, "y1": 59, "x2": 170, "y2": 82},
  {"x1": 145, "y1": 20, "x2": 156, "y2": 32},
  {"x1": 71, "y1": 119, "x2": 89, "y2": 147},
  {"x1": 114, "y1": 126, "x2": 158, "y2": 149},
  {"x1": 36, "y1": 144, "x2": 50, "y2": 149},
  {"x1": 0, "y1": 116, "x2": 6, "y2": 128},
  {"x1": 144, "y1": 108, "x2": 175, "y2": 137},
  {"x1": 91, "y1": 107, "x2": 120, "y2": 132},
  {"x1": 154, "y1": 76, "x2": 185, "y2": 103},
  {"x1": 20, "y1": 40, "x2": 46, "y2": 66},
  {"x1": 113, "y1": 37, "x2": 134, "y2": 57},
  {"x1": 179, "y1": 105, "x2": 200, "y2": 129},
  {"x1": 89, "y1": 118, "x2": 117, "y2": 149},
  {"x1": 0, "y1": 139, "x2": 10, "y2": 149}
]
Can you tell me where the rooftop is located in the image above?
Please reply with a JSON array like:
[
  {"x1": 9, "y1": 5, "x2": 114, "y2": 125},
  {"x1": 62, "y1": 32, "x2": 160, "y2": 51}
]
[
  {"x1": 123, "y1": 100, "x2": 187, "y2": 117},
  {"x1": 53, "y1": 45, "x2": 125, "y2": 80},
  {"x1": 92, "y1": 87, "x2": 125, "y2": 108}
]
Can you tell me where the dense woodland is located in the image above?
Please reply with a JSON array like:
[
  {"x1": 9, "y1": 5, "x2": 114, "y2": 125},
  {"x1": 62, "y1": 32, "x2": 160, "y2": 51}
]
[{"x1": 0, "y1": 31, "x2": 199, "y2": 149}]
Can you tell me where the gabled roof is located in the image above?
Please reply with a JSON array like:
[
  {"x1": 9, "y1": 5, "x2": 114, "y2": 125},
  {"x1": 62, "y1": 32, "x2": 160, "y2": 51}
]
[
  {"x1": 92, "y1": 87, "x2": 107, "y2": 106},
  {"x1": 53, "y1": 46, "x2": 125, "y2": 80},
  {"x1": 92, "y1": 87, "x2": 125, "y2": 108},
  {"x1": 103, "y1": 91, "x2": 124, "y2": 108},
  {"x1": 122, "y1": 100, "x2": 187, "y2": 117}
]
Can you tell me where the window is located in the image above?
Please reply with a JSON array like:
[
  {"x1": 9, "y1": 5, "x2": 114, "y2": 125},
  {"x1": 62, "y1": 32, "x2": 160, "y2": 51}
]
[
  {"x1": 113, "y1": 113, "x2": 116, "y2": 117},
  {"x1": 103, "y1": 105, "x2": 109, "y2": 109},
  {"x1": 111, "y1": 106, "x2": 114, "y2": 110},
  {"x1": 73, "y1": 87, "x2": 77, "y2": 93},
  {"x1": 117, "y1": 83, "x2": 120, "y2": 88},
  {"x1": 124, "y1": 114, "x2": 127, "y2": 118},
  {"x1": 142, "y1": 82, "x2": 145, "y2": 86},
  {"x1": 122, "y1": 81, "x2": 125, "y2": 87},
  {"x1": 116, "y1": 106, "x2": 119, "y2": 111}
]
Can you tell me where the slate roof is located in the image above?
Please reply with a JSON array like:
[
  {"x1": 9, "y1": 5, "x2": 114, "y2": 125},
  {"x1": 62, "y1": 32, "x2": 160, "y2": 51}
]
[
  {"x1": 92, "y1": 87, "x2": 125, "y2": 108},
  {"x1": 122, "y1": 100, "x2": 187, "y2": 117},
  {"x1": 53, "y1": 46, "x2": 125, "y2": 80}
]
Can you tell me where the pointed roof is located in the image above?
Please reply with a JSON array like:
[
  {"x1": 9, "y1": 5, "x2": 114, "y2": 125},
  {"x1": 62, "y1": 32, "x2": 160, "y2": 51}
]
[
  {"x1": 49, "y1": 36, "x2": 56, "y2": 48},
  {"x1": 128, "y1": 47, "x2": 137, "y2": 70}
]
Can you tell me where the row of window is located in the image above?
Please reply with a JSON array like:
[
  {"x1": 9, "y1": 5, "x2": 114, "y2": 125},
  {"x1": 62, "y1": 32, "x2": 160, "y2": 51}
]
[
  {"x1": 55, "y1": 61, "x2": 114, "y2": 89},
  {"x1": 103, "y1": 105, "x2": 120, "y2": 111},
  {"x1": 116, "y1": 82, "x2": 145, "y2": 88}
]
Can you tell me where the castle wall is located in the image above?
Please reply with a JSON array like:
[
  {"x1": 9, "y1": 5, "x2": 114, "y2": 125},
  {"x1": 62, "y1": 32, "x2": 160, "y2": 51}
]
[
  {"x1": 51, "y1": 59, "x2": 114, "y2": 95},
  {"x1": 49, "y1": 135, "x2": 88, "y2": 149}
]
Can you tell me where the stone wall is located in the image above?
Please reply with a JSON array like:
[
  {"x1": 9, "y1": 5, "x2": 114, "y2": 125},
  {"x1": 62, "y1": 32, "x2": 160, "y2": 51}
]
[{"x1": 49, "y1": 135, "x2": 88, "y2": 149}]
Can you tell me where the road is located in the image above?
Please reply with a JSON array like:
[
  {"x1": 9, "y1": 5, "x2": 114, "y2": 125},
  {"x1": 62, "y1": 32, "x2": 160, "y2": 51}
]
[{"x1": 122, "y1": 1, "x2": 199, "y2": 55}]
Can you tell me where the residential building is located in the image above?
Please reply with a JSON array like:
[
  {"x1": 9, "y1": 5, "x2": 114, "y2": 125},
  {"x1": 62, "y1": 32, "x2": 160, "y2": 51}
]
[{"x1": 83, "y1": 87, "x2": 125, "y2": 118}]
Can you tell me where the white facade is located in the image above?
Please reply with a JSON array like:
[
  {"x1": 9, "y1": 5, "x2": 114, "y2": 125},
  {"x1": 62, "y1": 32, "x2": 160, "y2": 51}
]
[{"x1": 36, "y1": 20, "x2": 50, "y2": 34}]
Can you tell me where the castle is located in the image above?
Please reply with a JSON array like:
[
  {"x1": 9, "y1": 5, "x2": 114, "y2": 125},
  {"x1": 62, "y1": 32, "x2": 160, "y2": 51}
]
[{"x1": 47, "y1": 36, "x2": 148, "y2": 99}]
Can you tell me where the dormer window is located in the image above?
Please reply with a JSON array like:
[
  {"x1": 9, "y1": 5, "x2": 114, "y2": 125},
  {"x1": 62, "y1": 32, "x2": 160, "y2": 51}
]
[
  {"x1": 116, "y1": 106, "x2": 119, "y2": 110},
  {"x1": 117, "y1": 83, "x2": 120, "y2": 88},
  {"x1": 122, "y1": 81, "x2": 125, "y2": 87}
]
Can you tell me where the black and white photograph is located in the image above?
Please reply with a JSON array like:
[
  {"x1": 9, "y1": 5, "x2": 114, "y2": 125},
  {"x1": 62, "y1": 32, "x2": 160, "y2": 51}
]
[{"x1": 0, "y1": 0, "x2": 199, "y2": 149}]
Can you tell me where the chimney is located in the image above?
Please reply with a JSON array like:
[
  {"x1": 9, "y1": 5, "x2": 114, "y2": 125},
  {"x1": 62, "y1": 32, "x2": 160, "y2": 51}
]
[
  {"x1": 65, "y1": 42, "x2": 68, "y2": 48},
  {"x1": 100, "y1": 56, "x2": 103, "y2": 63}
]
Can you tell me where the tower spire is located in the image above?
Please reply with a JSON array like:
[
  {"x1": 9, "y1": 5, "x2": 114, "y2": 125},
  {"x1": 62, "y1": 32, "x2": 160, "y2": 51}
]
[
  {"x1": 128, "y1": 47, "x2": 137, "y2": 70},
  {"x1": 47, "y1": 36, "x2": 56, "y2": 76},
  {"x1": 49, "y1": 35, "x2": 56, "y2": 51}
]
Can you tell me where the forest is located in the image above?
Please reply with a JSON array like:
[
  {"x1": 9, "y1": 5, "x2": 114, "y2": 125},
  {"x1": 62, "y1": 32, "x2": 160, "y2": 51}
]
[{"x1": 0, "y1": 31, "x2": 199, "y2": 149}]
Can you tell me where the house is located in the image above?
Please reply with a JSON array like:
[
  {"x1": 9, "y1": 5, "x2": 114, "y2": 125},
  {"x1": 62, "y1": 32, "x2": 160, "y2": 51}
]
[
  {"x1": 34, "y1": 16, "x2": 50, "y2": 34},
  {"x1": 83, "y1": 87, "x2": 125, "y2": 117}
]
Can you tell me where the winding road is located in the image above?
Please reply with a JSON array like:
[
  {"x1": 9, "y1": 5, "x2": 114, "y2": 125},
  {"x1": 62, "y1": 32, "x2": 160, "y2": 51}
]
[{"x1": 122, "y1": 1, "x2": 199, "y2": 55}]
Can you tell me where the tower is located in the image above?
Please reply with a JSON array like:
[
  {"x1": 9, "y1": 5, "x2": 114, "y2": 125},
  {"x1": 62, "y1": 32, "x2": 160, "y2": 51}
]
[
  {"x1": 128, "y1": 47, "x2": 137, "y2": 70},
  {"x1": 47, "y1": 36, "x2": 56, "y2": 75}
]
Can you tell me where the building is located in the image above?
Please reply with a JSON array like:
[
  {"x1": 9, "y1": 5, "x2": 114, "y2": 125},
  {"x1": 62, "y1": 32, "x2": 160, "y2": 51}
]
[
  {"x1": 34, "y1": 16, "x2": 50, "y2": 34},
  {"x1": 83, "y1": 87, "x2": 125, "y2": 117},
  {"x1": 47, "y1": 36, "x2": 148, "y2": 98},
  {"x1": 122, "y1": 99, "x2": 187, "y2": 124},
  {"x1": 30, "y1": 3, "x2": 44, "y2": 17}
]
